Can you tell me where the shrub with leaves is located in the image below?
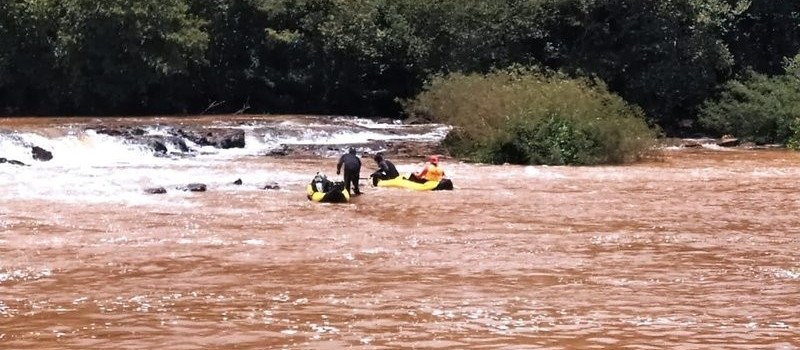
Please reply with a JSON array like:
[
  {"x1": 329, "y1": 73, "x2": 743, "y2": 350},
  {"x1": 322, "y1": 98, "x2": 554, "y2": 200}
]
[
  {"x1": 699, "y1": 55, "x2": 800, "y2": 145},
  {"x1": 404, "y1": 68, "x2": 658, "y2": 165}
]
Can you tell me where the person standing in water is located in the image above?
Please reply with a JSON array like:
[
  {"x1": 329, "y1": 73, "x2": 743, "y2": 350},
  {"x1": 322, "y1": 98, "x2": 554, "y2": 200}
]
[
  {"x1": 337, "y1": 147, "x2": 361, "y2": 195},
  {"x1": 408, "y1": 155, "x2": 445, "y2": 183},
  {"x1": 369, "y1": 153, "x2": 400, "y2": 186}
]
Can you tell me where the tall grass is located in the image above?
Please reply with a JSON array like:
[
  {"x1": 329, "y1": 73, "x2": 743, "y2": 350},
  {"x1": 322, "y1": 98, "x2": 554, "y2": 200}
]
[{"x1": 404, "y1": 69, "x2": 658, "y2": 165}]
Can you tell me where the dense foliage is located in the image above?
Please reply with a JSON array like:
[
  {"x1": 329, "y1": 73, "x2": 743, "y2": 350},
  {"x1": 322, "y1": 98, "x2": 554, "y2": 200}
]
[
  {"x1": 699, "y1": 55, "x2": 800, "y2": 146},
  {"x1": 1, "y1": 0, "x2": 799, "y2": 138},
  {"x1": 404, "y1": 70, "x2": 657, "y2": 165}
]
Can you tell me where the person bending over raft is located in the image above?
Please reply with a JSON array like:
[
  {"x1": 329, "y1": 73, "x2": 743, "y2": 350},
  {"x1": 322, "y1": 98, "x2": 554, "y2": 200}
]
[
  {"x1": 408, "y1": 155, "x2": 445, "y2": 183},
  {"x1": 310, "y1": 173, "x2": 334, "y2": 193},
  {"x1": 370, "y1": 153, "x2": 399, "y2": 186},
  {"x1": 336, "y1": 147, "x2": 361, "y2": 195}
]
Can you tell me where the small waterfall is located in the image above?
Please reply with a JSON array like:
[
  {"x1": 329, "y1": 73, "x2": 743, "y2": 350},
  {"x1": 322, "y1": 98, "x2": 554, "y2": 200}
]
[
  {"x1": 0, "y1": 116, "x2": 451, "y2": 205},
  {"x1": 0, "y1": 129, "x2": 167, "y2": 166}
]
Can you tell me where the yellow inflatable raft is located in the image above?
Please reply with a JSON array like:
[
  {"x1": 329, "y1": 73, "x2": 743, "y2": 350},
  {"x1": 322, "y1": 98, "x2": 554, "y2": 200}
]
[
  {"x1": 375, "y1": 176, "x2": 453, "y2": 191},
  {"x1": 306, "y1": 183, "x2": 350, "y2": 203}
]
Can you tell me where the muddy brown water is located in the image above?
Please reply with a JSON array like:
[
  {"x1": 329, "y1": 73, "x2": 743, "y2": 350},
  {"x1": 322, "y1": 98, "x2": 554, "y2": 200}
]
[{"x1": 1, "y1": 117, "x2": 799, "y2": 349}]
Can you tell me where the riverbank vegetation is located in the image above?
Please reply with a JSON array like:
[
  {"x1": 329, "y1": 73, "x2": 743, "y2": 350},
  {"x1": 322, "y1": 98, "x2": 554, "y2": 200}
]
[
  {"x1": 404, "y1": 69, "x2": 657, "y2": 165},
  {"x1": 699, "y1": 55, "x2": 800, "y2": 147},
  {"x1": 2, "y1": 0, "x2": 799, "y2": 161}
]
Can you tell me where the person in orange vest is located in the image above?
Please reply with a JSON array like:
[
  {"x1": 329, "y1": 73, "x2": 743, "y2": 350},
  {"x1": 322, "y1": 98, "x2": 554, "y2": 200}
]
[{"x1": 408, "y1": 155, "x2": 445, "y2": 183}]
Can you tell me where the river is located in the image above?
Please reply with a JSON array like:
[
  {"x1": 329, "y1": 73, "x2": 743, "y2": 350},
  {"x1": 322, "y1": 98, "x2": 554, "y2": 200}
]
[{"x1": 1, "y1": 116, "x2": 798, "y2": 349}]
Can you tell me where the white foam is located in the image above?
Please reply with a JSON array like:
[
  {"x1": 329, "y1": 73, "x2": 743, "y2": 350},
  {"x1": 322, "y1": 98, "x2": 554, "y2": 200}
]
[
  {"x1": 524, "y1": 166, "x2": 567, "y2": 179},
  {"x1": 0, "y1": 117, "x2": 450, "y2": 205},
  {"x1": 773, "y1": 269, "x2": 800, "y2": 279},
  {"x1": 242, "y1": 239, "x2": 265, "y2": 246}
]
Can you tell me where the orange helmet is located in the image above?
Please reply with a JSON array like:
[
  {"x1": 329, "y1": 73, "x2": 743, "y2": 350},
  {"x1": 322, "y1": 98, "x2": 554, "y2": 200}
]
[{"x1": 428, "y1": 155, "x2": 439, "y2": 164}]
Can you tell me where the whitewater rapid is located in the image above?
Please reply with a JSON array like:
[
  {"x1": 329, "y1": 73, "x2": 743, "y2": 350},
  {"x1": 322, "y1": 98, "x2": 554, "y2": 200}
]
[{"x1": 0, "y1": 116, "x2": 450, "y2": 206}]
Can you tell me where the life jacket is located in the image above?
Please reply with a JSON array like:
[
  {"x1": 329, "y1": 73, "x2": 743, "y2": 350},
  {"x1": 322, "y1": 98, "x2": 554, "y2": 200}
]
[{"x1": 423, "y1": 164, "x2": 445, "y2": 181}]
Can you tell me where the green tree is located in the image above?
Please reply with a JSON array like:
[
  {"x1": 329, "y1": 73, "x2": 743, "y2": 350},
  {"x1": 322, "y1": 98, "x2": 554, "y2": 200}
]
[
  {"x1": 699, "y1": 55, "x2": 800, "y2": 145},
  {"x1": 538, "y1": 0, "x2": 748, "y2": 131},
  {"x1": 48, "y1": 0, "x2": 207, "y2": 114},
  {"x1": 0, "y1": 1, "x2": 59, "y2": 114},
  {"x1": 728, "y1": 1, "x2": 800, "y2": 75}
]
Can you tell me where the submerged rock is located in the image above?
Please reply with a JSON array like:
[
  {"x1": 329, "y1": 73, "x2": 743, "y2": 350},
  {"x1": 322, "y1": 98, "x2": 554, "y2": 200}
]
[
  {"x1": 92, "y1": 125, "x2": 194, "y2": 155},
  {"x1": 177, "y1": 183, "x2": 207, "y2": 192},
  {"x1": 233, "y1": 178, "x2": 243, "y2": 185},
  {"x1": 146, "y1": 137, "x2": 168, "y2": 154},
  {"x1": 0, "y1": 158, "x2": 27, "y2": 166},
  {"x1": 137, "y1": 135, "x2": 191, "y2": 155},
  {"x1": 31, "y1": 146, "x2": 53, "y2": 161},
  {"x1": 262, "y1": 182, "x2": 280, "y2": 190},
  {"x1": 144, "y1": 187, "x2": 167, "y2": 194},
  {"x1": 266, "y1": 145, "x2": 289, "y2": 157},
  {"x1": 175, "y1": 128, "x2": 245, "y2": 149}
]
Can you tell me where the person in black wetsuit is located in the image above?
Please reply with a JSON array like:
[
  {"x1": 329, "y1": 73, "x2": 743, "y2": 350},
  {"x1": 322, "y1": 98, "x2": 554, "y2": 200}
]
[
  {"x1": 369, "y1": 153, "x2": 400, "y2": 186},
  {"x1": 336, "y1": 147, "x2": 361, "y2": 195}
]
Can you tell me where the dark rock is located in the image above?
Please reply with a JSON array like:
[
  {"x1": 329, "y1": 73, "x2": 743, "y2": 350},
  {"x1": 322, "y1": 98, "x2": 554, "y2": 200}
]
[
  {"x1": 233, "y1": 178, "x2": 243, "y2": 185},
  {"x1": 5, "y1": 159, "x2": 27, "y2": 166},
  {"x1": 94, "y1": 125, "x2": 148, "y2": 138},
  {"x1": 175, "y1": 128, "x2": 245, "y2": 149},
  {"x1": 217, "y1": 129, "x2": 246, "y2": 149},
  {"x1": 177, "y1": 183, "x2": 207, "y2": 192},
  {"x1": 146, "y1": 137, "x2": 168, "y2": 154},
  {"x1": 266, "y1": 145, "x2": 289, "y2": 156},
  {"x1": 94, "y1": 127, "x2": 125, "y2": 137},
  {"x1": 262, "y1": 182, "x2": 280, "y2": 190},
  {"x1": 92, "y1": 126, "x2": 192, "y2": 155},
  {"x1": 144, "y1": 187, "x2": 167, "y2": 194},
  {"x1": 131, "y1": 135, "x2": 191, "y2": 155},
  {"x1": 0, "y1": 157, "x2": 5, "y2": 163},
  {"x1": 166, "y1": 136, "x2": 190, "y2": 153},
  {"x1": 31, "y1": 146, "x2": 53, "y2": 161}
]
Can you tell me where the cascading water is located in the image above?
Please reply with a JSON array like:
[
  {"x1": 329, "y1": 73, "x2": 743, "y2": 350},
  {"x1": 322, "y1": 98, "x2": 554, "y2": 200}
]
[{"x1": 0, "y1": 116, "x2": 449, "y2": 205}]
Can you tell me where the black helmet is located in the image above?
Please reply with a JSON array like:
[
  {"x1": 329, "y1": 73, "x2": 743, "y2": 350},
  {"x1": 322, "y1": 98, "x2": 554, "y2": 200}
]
[
  {"x1": 349, "y1": 148, "x2": 357, "y2": 154},
  {"x1": 373, "y1": 153, "x2": 383, "y2": 162}
]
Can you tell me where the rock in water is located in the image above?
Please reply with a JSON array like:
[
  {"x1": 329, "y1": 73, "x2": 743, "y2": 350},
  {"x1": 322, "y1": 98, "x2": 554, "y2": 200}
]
[
  {"x1": 31, "y1": 146, "x2": 54, "y2": 161},
  {"x1": 175, "y1": 128, "x2": 245, "y2": 149},
  {"x1": 233, "y1": 178, "x2": 243, "y2": 185},
  {"x1": 177, "y1": 183, "x2": 207, "y2": 192},
  {"x1": 262, "y1": 182, "x2": 280, "y2": 190},
  {"x1": 144, "y1": 187, "x2": 167, "y2": 194},
  {"x1": 1, "y1": 158, "x2": 27, "y2": 166}
]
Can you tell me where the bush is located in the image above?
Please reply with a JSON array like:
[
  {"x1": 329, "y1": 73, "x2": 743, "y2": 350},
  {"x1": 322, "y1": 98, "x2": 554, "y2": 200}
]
[
  {"x1": 699, "y1": 55, "x2": 800, "y2": 145},
  {"x1": 488, "y1": 115, "x2": 597, "y2": 165},
  {"x1": 404, "y1": 68, "x2": 658, "y2": 165}
]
